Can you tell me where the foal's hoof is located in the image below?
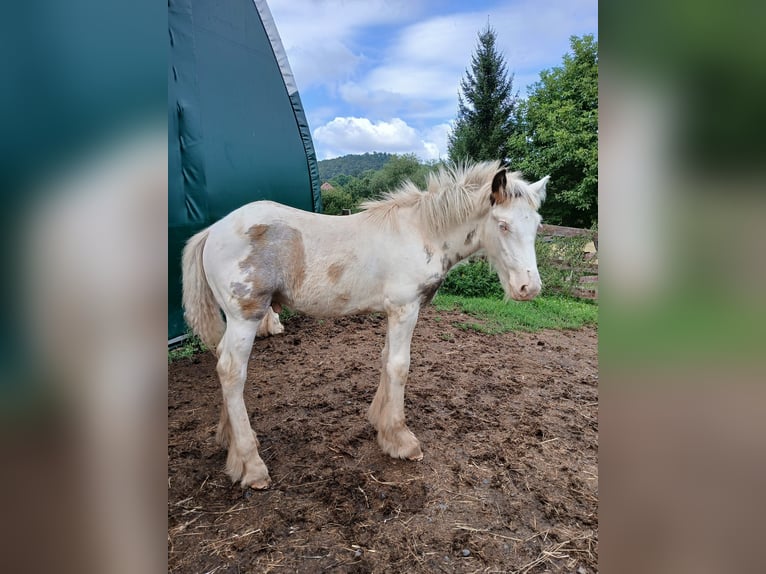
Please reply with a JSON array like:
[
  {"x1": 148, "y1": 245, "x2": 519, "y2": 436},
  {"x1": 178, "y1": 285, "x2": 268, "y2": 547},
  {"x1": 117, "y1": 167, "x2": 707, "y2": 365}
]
[
  {"x1": 378, "y1": 427, "x2": 423, "y2": 461},
  {"x1": 406, "y1": 448, "x2": 424, "y2": 461},
  {"x1": 401, "y1": 441, "x2": 423, "y2": 461},
  {"x1": 242, "y1": 466, "x2": 271, "y2": 490},
  {"x1": 247, "y1": 476, "x2": 271, "y2": 490}
]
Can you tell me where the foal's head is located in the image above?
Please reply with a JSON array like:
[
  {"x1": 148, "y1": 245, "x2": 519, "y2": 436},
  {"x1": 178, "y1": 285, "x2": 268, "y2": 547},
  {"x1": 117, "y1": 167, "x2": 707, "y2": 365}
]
[{"x1": 481, "y1": 169, "x2": 549, "y2": 301}]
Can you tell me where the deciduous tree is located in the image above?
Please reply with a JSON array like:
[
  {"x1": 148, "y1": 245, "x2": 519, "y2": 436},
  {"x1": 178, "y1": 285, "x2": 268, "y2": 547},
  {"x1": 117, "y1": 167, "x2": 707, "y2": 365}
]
[{"x1": 508, "y1": 35, "x2": 598, "y2": 228}]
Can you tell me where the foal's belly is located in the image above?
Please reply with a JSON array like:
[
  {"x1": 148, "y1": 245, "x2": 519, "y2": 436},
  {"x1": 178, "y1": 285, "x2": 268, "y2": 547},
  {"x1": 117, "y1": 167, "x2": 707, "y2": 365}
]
[{"x1": 288, "y1": 291, "x2": 384, "y2": 318}]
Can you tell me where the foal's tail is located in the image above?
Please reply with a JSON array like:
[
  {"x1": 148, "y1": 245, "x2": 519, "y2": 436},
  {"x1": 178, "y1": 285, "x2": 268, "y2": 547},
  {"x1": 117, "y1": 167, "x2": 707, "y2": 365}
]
[{"x1": 182, "y1": 228, "x2": 225, "y2": 353}]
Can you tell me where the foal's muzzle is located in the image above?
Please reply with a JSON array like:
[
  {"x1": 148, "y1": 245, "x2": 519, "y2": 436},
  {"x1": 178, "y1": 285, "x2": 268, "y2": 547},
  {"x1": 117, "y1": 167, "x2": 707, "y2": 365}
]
[
  {"x1": 509, "y1": 271, "x2": 541, "y2": 301},
  {"x1": 511, "y1": 282, "x2": 541, "y2": 301}
]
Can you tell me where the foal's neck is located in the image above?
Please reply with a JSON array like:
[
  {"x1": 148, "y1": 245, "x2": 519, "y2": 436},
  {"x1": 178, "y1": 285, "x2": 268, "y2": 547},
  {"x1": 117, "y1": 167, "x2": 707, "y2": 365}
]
[{"x1": 429, "y1": 219, "x2": 483, "y2": 274}]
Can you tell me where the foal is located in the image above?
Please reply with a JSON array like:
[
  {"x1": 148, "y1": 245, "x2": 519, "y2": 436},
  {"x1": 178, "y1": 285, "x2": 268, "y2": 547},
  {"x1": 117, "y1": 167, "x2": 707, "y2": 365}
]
[{"x1": 182, "y1": 161, "x2": 548, "y2": 488}]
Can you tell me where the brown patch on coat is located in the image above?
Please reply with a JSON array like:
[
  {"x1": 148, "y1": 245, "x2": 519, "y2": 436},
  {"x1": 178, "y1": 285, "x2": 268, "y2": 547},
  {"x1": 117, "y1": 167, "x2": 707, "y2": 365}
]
[
  {"x1": 230, "y1": 281, "x2": 268, "y2": 321},
  {"x1": 327, "y1": 262, "x2": 346, "y2": 284},
  {"x1": 236, "y1": 293, "x2": 270, "y2": 322},
  {"x1": 489, "y1": 168, "x2": 507, "y2": 205},
  {"x1": 232, "y1": 223, "x2": 307, "y2": 320},
  {"x1": 464, "y1": 228, "x2": 477, "y2": 245},
  {"x1": 248, "y1": 224, "x2": 270, "y2": 242}
]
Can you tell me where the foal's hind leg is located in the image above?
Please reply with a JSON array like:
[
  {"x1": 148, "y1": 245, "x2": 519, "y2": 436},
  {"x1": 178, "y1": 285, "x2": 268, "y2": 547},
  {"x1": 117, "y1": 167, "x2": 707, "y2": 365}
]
[
  {"x1": 368, "y1": 302, "x2": 423, "y2": 460},
  {"x1": 216, "y1": 318, "x2": 271, "y2": 489}
]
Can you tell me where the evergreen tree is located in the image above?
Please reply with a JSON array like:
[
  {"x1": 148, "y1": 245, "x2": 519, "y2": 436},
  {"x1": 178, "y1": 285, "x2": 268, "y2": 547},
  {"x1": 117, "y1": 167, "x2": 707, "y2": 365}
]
[{"x1": 448, "y1": 25, "x2": 517, "y2": 163}]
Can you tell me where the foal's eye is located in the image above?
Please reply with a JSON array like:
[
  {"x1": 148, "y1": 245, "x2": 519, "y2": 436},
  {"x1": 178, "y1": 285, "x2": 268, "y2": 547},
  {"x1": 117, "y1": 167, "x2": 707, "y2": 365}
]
[{"x1": 499, "y1": 221, "x2": 509, "y2": 233}]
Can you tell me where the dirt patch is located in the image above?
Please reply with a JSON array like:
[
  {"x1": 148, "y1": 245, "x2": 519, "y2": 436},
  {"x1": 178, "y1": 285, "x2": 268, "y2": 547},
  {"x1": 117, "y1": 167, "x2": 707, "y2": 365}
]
[{"x1": 169, "y1": 306, "x2": 598, "y2": 573}]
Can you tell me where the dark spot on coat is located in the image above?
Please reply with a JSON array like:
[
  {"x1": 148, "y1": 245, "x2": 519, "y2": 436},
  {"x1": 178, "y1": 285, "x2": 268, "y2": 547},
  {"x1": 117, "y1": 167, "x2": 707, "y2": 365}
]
[
  {"x1": 464, "y1": 228, "x2": 476, "y2": 245},
  {"x1": 441, "y1": 253, "x2": 454, "y2": 273},
  {"x1": 423, "y1": 244, "x2": 434, "y2": 264},
  {"x1": 417, "y1": 275, "x2": 444, "y2": 305},
  {"x1": 442, "y1": 242, "x2": 449, "y2": 251},
  {"x1": 231, "y1": 282, "x2": 250, "y2": 299}
]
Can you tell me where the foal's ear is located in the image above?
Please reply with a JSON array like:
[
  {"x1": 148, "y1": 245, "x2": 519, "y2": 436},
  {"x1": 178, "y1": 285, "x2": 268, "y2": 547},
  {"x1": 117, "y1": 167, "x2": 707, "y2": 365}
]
[
  {"x1": 529, "y1": 175, "x2": 550, "y2": 202},
  {"x1": 489, "y1": 168, "x2": 507, "y2": 206}
]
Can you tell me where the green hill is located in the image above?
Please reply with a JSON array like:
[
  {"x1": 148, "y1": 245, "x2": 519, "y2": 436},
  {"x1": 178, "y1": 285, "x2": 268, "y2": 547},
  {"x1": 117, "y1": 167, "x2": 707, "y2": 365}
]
[{"x1": 318, "y1": 152, "x2": 394, "y2": 181}]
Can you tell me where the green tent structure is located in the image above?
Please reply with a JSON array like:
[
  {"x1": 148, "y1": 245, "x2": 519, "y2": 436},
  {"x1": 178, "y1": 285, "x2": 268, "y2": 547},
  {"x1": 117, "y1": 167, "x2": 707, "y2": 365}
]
[{"x1": 168, "y1": 0, "x2": 321, "y2": 342}]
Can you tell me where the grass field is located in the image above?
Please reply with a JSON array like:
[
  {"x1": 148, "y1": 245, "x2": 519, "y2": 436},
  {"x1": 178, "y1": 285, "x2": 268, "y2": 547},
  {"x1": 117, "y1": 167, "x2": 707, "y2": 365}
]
[{"x1": 432, "y1": 293, "x2": 598, "y2": 333}]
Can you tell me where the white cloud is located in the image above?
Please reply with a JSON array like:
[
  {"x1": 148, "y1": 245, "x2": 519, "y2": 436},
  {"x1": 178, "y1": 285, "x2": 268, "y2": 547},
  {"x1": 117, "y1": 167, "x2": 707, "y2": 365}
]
[
  {"x1": 313, "y1": 117, "x2": 448, "y2": 161},
  {"x1": 424, "y1": 122, "x2": 453, "y2": 159},
  {"x1": 365, "y1": 65, "x2": 460, "y2": 100},
  {"x1": 268, "y1": 1, "x2": 597, "y2": 161},
  {"x1": 271, "y1": 0, "x2": 596, "y2": 98},
  {"x1": 338, "y1": 81, "x2": 458, "y2": 121},
  {"x1": 381, "y1": 0, "x2": 597, "y2": 99},
  {"x1": 287, "y1": 41, "x2": 363, "y2": 89},
  {"x1": 267, "y1": 0, "x2": 419, "y2": 89}
]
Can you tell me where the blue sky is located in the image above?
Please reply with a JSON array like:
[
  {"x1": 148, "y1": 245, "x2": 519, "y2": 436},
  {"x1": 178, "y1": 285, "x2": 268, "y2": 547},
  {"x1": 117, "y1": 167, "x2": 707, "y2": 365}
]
[{"x1": 268, "y1": 0, "x2": 597, "y2": 161}]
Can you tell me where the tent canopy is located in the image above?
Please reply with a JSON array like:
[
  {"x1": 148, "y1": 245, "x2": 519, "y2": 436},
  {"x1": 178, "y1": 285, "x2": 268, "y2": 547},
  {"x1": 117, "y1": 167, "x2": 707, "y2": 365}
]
[{"x1": 168, "y1": 0, "x2": 321, "y2": 340}]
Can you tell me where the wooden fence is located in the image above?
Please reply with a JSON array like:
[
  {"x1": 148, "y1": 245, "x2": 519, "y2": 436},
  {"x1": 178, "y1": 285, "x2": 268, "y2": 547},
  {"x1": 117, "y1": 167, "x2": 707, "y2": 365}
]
[{"x1": 539, "y1": 224, "x2": 598, "y2": 300}]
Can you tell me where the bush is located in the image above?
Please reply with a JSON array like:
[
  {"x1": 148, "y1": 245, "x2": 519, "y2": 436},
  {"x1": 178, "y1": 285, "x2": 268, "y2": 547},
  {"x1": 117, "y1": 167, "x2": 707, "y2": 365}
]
[
  {"x1": 321, "y1": 187, "x2": 356, "y2": 215},
  {"x1": 440, "y1": 259, "x2": 504, "y2": 299}
]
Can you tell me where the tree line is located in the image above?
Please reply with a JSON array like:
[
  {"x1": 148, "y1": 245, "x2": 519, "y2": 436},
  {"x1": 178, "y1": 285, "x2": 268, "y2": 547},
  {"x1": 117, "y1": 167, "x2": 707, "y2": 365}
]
[
  {"x1": 318, "y1": 152, "x2": 395, "y2": 181},
  {"x1": 320, "y1": 31, "x2": 597, "y2": 229}
]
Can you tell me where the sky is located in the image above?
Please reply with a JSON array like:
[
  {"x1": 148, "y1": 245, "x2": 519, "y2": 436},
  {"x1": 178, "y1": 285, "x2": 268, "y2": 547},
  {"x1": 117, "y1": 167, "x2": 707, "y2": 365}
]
[{"x1": 267, "y1": 0, "x2": 597, "y2": 162}]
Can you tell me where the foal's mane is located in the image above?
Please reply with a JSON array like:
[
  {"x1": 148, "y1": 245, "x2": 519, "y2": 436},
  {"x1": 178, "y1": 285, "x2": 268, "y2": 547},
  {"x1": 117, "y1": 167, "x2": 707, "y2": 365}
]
[{"x1": 360, "y1": 161, "x2": 540, "y2": 234}]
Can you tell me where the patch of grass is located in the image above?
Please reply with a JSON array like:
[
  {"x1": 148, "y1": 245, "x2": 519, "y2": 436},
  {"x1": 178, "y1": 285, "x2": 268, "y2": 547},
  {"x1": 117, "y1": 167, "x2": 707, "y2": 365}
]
[
  {"x1": 432, "y1": 293, "x2": 597, "y2": 333},
  {"x1": 453, "y1": 321, "x2": 489, "y2": 333},
  {"x1": 168, "y1": 333, "x2": 207, "y2": 363},
  {"x1": 278, "y1": 307, "x2": 300, "y2": 323}
]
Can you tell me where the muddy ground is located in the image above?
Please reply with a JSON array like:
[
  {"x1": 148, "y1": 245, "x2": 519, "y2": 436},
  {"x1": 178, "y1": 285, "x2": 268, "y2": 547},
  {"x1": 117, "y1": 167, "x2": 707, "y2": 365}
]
[{"x1": 168, "y1": 306, "x2": 598, "y2": 573}]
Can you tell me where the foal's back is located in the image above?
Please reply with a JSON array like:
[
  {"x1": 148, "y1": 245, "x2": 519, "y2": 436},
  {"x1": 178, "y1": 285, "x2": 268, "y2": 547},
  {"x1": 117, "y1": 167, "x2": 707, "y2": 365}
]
[{"x1": 202, "y1": 201, "x2": 418, "y2": 320}]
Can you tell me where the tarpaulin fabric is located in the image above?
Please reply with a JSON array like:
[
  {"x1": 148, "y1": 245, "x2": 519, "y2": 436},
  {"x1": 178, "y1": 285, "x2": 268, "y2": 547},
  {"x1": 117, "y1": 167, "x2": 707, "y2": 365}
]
[{"x1": 168, "y1": 0, "x2": 321, "y2": 340}]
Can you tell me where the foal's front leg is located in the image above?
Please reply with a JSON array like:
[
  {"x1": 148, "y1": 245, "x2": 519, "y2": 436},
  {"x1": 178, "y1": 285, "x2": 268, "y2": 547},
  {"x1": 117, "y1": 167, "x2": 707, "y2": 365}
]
[{"x1": 368, "y1": 302, "x2": 423, "y2": 460}]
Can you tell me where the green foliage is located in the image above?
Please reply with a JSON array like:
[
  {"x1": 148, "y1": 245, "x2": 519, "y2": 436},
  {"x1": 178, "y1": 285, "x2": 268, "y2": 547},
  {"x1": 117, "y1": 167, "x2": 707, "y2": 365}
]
[
  {"x1": 168, "y1": 333, "x2": 207, "y2": 363},
  {"x1": 508, "y1": 35, "x2": 598, "y2": 228},
  {"x1": 369, "y1": 154, "x2": 430, "y2": 195},
  {"x1": 319, "y1": 154, "x2": 442, "y2": 214},
  {"x1": 433, "y1": 293, "x2": 597, "y2": 333},
  {"x1": 278, "y1": 307, "x2": 299, "y2": 323},
  {"x1": 448, "y1": 25, "x2": 518, "y2": 163},
  {"x1": 318, "y1": 152, "x2": 394, "y2": 181},
  {"x1": 320, "y1": 186, "x2": 355, "y2": 215},
  {"x1": 440, "y1": 259, "x2": 504, "y2": 299},
  {"x1": 339, "y1": 171, "x2": 375, "y2": 204}
]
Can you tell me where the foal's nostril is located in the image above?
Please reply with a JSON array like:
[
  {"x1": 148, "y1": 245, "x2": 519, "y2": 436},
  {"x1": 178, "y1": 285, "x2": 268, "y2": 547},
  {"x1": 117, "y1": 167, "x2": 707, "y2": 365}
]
[{"x1": 520, "y1": 284, "x2": 529, "y2": 295}]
